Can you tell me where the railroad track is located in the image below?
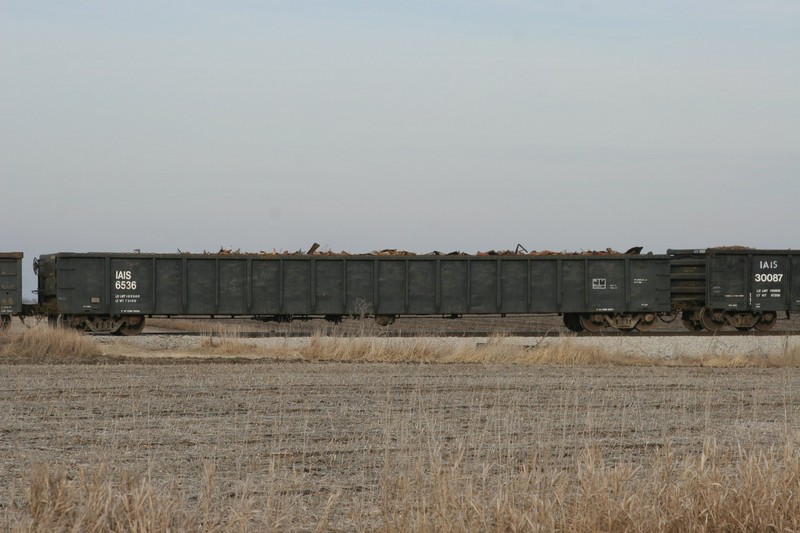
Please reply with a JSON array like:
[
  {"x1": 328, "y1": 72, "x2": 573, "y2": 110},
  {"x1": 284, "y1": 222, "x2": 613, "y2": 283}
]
[{"x1": 139, "y1": 329, "x2": 800, "y2": 338}]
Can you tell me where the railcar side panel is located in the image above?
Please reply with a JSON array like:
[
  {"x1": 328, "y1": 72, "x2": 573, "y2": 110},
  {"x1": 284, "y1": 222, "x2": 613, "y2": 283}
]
[
  {"x1": 109, "y1": 257, "x2": 152, "y2": 315},
  {"x1": 155, "y1": 259, "x2": 183, "y2": 314},
  {"x1": 586, "y1": 260, "x2": 626, "y2": 312},
  {"x1": 219, "y1": 260, "x2": 247, "y2": 314},
  {"x1": 500, "y1": 260, "x2": 527, "y2": 313},
  {"x1": 282, "y1": 260, "x2": 311, "y2": 315},
  {"x1": 529, "y1": 260, "x2": 558, "y2": 313},
  {"x1": 469, "y1": 260, "x2": 496, "y2": 313},
  {"x1": 708, "y1": 254, "x2": 748, "y2": 310},
  {"x1": 560, "y1": 257, "x2": 670, "y2": 314},
  {"x1": 56, "y1": 256, "x2": 106, "y2": 314},
  {"x1": 792, "y1": 255, "x2": 800, "y2": 312},
  {"x1": 750, "y1": 254, "x2": 790, "y2": 312},
  {"x1": 345, "y1": 260, "x2": 374, "y2": 316},
  {"x1": 252, "y1": 260, "x2": 280, "y2": 315},
  {"x1": 187, "y1": 259, "x2": 216, "y2": 314},
  {"x1": 560, "y1": 260, "x2": 586, "y2": 312},
  {"x1": 706, "y1": 251, "x2": 797, "y2": 313},
  {"x1": 440, "y1": 260, "x2": 467, "y2": 314},
  {"x1": 628, "y1": 258, "x2": 670, "y2": 311},
  {"x1": 315, "y1": 260, "x2": 344, "y2": 315},
  {"x1": 377, "y1": 260, "x2": 405, "y2": 315},
  {"x1": 408, "y1": 260, "x2": 436, "y2": 314}
]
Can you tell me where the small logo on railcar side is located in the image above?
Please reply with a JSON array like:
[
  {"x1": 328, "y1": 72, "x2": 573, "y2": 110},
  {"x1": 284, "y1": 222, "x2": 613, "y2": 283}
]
[{"x1": 592, "y1": 278, "x2": 607, "y2": 290}]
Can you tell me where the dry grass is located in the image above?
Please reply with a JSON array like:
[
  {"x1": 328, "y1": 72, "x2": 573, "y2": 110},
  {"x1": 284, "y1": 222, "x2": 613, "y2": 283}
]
[
  {"x1": 188, "y1": 333, "x2": 630, "y2": 364},
  {"x1": 9, "y1": 429, "x2": 800, "y2": 531},
  {"x1": 12, "y1": 461, "x2": 309, "y2": 532},
  {"x1": 2, "y1": 322, "x2": 800, "y2": 368},
  {"x1": 376, "y1": 438, "x2": 800, "y2": 532},
  {"x1": 18, "y1": 463, "x2": 199, "y2": 532},
  {"x1": 4, "y1": 324, "x2": 800, "y2": 529},
  {"x1": 189, "y1": 332, "x2": 800, "y2": 367},
  {"x1": 3, "y1": 362, "x2": 800, "y2": 531},
  {"x1": 0, "y1": 326, "x2": 104, "y2": 363}
]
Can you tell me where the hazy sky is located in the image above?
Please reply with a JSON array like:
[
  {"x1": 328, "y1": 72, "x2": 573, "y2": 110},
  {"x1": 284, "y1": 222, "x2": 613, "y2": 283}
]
[{"x1": 3, "y1": 1, "x2": 799, "y2": 281}]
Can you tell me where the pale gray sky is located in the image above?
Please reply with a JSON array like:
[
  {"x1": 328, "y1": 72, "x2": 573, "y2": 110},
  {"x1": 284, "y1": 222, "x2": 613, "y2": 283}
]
[{"x1": 3, "y1": 1, "x2": 799, "y2": 293}]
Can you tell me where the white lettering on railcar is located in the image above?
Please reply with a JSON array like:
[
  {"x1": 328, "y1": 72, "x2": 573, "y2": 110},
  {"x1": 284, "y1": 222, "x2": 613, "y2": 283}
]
[
  {"x1": 755, "y1": 288, "x2": 783, "y2": 299},
  {"x1": 115, "y1": 294, "x2": 141, "y2": 304},
  {"x1": 114, "y1": 270, "x2": 137, "y2": 291},
  {"x1": 754, "y1": 273, "x2": 783, "y2": 283},
  {"x1": 592, "y1": 278, "x2": 607, "y2": 290},
  {"x1": 114, "y1": 268, "x2": 140, "y2": 304}
]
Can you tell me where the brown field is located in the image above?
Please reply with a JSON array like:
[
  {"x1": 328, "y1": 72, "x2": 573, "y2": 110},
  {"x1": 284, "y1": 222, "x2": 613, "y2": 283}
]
[{"x1": 2, "y1": 325, "x2": 800, "y2": 531}]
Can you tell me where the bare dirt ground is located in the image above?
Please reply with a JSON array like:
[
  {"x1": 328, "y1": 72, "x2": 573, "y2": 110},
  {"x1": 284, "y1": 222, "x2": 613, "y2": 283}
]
[
  {"x1": 3, "y1": 316, "x2": 800, "y2": 529},
  {"x1": 3, "y1": 361, "x2": 800, "y2": 529}
]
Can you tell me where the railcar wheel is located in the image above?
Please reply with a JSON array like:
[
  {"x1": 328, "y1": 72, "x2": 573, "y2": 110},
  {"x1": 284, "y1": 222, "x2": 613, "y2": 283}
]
[
  {"x1": 754, "y1": 312, "x2": 777, "y2": 332},
  {"x1": 116, "y1": 316, "x2": 146, "y2": 336},
  {"x1": 635, "y1": 314, "x2": 658, "y2": 332},
  {"x1": 579, "y1": 314, "x2": 605, "y2": 333},
  {"x1": 699, "y1": 309, "x2": 726, "y2": 333},
  {"x1": 563, "y1": 313, "x2": 584, "y2": 332},
  {"x1": 658, "y1": 312, "x2": 678, "y2": 324}
]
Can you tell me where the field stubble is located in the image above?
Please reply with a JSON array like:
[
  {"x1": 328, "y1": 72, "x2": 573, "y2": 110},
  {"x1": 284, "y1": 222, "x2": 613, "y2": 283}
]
[{"x1": 2, "y1": 323, "x2": 800, "y2": 530}]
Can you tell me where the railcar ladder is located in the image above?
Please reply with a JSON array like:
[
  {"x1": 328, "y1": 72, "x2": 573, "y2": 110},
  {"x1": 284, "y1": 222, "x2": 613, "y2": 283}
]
[{"x1": 668, "y1": 250, "x2": 707, "y2": 311}]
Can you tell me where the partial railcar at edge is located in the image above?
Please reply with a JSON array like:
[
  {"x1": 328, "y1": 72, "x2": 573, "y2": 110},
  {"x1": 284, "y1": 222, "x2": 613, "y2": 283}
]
[
  {"x1": 0, "y1": 252, "x2": 23, "y2": 329},
  {"x1": 669, "y1": 248, "x2": 800, "y2": 332}
]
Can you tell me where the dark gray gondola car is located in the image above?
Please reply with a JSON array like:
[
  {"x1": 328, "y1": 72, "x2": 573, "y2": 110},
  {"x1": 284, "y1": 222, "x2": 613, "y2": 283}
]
[
  {"x1": 34, "y1": 252, "x2": 671, "y2": 335},
  {"x1": 0, "y1": 252, "x2": 23, "y2": 329},
  {"x1": 669, "y1": 248, "x2": 800, "y2": 332}
]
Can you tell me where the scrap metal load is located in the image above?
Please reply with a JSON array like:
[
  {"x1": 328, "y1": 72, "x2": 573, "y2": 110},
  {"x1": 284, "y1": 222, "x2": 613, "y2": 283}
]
[{"x1": 249, "y1": 244, "x2": 645, "y2": 257}]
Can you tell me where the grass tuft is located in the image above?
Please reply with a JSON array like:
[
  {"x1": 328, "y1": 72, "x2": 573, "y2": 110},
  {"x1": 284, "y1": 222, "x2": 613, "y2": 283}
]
[{"x1": 0, "y1": 327, "x2": 103, "y2": 363}]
